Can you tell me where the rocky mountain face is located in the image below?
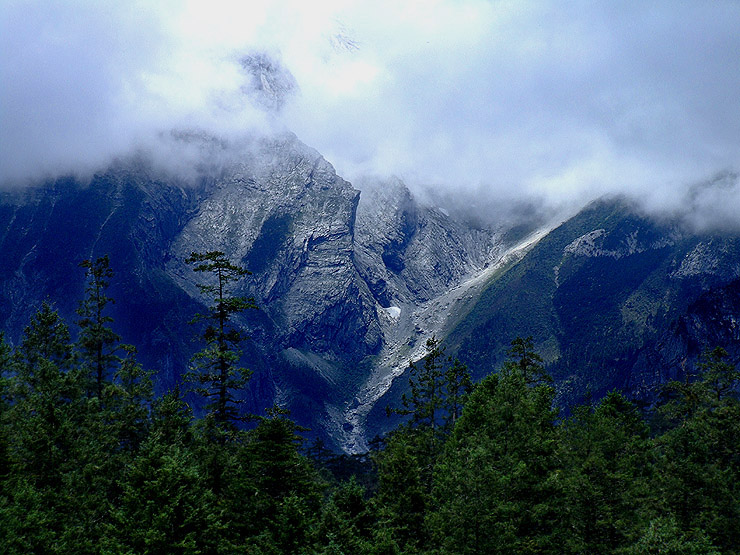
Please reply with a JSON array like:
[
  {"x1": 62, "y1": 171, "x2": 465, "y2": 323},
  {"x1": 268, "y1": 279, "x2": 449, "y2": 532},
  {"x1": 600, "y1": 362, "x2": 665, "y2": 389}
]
[
  {"x1": 0, "y1": 133, "x2": 506, "y2": 451},
  {"x1": 2, "y1": 130, "x2": 738, "y2": 450},
  {"x1": 429, "y1": 199, "x2": 740, "y2": 411},
  {"x1": 354, "y1": 177, "x2": 501, "y2": 306}
]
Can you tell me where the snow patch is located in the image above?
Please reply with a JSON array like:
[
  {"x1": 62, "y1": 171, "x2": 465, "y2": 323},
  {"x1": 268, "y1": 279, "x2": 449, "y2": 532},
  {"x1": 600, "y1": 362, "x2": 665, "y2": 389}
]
[{"x1": 382, "y1": 306, "x2": 401, "y2": 319}]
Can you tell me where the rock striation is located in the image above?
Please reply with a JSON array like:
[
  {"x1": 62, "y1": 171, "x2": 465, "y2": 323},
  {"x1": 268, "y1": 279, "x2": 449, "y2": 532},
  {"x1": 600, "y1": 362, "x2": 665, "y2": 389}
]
[
  {"x1": 3, "y1": 140, "x2": 738, "y2": 452},
  {"x1": 0, "y1": 132, "x2": 507, "y2": 451}
]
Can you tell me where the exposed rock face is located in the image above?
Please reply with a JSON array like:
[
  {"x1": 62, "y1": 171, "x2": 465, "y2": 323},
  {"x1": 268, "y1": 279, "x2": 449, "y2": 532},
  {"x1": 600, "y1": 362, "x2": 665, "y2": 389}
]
[
  {"x1": 671, "y1": 239, "x2": 740, "y2": 280},
  {"x1": 0, "y1": 133, "x2": 507, "y2": 451},
  {"x1": 563, "y1": 225, "x2": 677, "y2": 260},
  {"x1": 5, "y1": 138, "x2": 737, "y2": 452},
  {"x1": 240, "y1": 52, "x2": 297, "y2": 112},
  {"x1": 354, "y1": 177, "x2": 502, "y2": 306},
  {"x1": 438, "y1": 198, "x2": 740, "y2": 415},
  {"x1": 167, "y1": 135, "x2": 381, "y2": 362}
]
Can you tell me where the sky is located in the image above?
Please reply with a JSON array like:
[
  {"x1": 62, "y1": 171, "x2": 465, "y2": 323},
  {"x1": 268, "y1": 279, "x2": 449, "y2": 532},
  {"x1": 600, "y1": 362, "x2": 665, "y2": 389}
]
[{"x1": 2, "y1": 0, "x2": 740, "y2": 225}]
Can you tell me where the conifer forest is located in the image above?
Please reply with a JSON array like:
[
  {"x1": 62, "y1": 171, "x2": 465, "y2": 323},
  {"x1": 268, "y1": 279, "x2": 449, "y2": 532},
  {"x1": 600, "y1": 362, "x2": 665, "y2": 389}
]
[{"x1": 1, "y1": 255, "x2": 739, "y2": 554}]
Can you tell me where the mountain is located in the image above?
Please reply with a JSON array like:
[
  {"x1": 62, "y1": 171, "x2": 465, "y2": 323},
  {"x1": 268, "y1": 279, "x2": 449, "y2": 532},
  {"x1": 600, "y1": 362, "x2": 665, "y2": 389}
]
[
  {"x1": 417, "y1": 199, "x2": 740, "y2": 411},
  {"x1": 364, "y1": 196, "x2": 740, "y2": 438},
  {"x1": 0, "y1": 132, "x2": 507, "y2": 451},
  {"x1": 2, "y1": 132, "x2": 738, "y2": 451}
]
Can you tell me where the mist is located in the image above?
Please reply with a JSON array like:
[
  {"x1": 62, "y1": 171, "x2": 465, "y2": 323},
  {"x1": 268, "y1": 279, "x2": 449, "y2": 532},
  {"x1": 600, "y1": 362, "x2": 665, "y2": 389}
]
[{"x1": 2, "y1": 1, "x2": 739, "y2": 228}]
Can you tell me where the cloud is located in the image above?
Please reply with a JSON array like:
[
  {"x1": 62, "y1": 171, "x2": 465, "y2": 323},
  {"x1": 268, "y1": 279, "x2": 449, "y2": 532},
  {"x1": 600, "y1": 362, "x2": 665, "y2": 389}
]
[
  {"x1": 0, "y1": 0, "x2": 276, "y2": 184},
  {"x1": 2, "y1": 0, "x2": 740, "y2": 226}
]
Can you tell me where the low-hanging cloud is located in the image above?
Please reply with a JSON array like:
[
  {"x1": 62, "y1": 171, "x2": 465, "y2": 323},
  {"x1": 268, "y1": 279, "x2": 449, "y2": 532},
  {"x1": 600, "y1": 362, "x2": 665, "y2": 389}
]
[{"x1": 1, "y1": 0, "x2": 740, "y2": 227}]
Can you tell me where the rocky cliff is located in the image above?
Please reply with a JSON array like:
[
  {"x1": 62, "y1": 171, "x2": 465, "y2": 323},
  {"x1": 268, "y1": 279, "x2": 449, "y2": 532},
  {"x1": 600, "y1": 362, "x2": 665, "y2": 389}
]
[
  {"x1": 429, "y1": 198, "x2": 740, "y2": 413},
  {"x1": 3, "y1": 134, "x2": 738, "y2": 450},
  {"x1": 0, "y1": 132, "x2": 508, "y2": 450}
]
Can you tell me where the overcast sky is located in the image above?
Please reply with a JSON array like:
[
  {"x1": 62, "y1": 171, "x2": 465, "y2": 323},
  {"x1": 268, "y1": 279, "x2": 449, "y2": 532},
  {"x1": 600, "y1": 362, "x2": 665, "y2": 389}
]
[{"x1": 2, "y1": 0, "x2": 740, "y2": 223}]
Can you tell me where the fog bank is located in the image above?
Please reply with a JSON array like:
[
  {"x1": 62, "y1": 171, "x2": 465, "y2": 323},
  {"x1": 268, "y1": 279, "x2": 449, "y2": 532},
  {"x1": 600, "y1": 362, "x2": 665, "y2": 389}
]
[{"x1": 2, "y1": 1, "x2": 739, "y2": 227}]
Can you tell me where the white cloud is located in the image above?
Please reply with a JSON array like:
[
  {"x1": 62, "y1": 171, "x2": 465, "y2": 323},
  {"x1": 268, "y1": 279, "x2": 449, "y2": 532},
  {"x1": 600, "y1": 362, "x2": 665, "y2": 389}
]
[{"x1": 1, "y1": 0, "x2": 739, "y2": 225}]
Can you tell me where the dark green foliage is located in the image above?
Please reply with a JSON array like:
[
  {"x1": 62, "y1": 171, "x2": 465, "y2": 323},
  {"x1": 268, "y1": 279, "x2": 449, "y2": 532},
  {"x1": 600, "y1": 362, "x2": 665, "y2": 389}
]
[
  {"x1": 653, "y1": 346, "x2": 740, "y2": 552},
  {"x1": 0, "y1": 303, "x2": 90, "y2": 552},
  {"x1": 105, "y1": 344, "x2": 153, "y2": 455},
  {"x1": 111, "y1": 391, "x2": 221, "y2": 554},
  {"x1": 700, "y1": 346, "x2": 740, "y2": 402},
  {"x1": 0, "y1": 334, "x2": 11, "y2": 486},
  {"x1": 373, "y1": 431, "x2": 427, "y2": 551},
  {"x1": 389, "y1": 337, "x2": 446, "y2": 426},
  {"x1": 505, "y1": 335, "x2": 551, "y2": 385},
  {"x1": 442, "y1": 356, "x2": 472, "y2": 430},
  {"x1": 77, "y1": 255, "x2": 121, "y2": 397},
  {"x1": 386, "y1": 337, "x2": 473, "y2": 475},
  {"x1": 376, "y1": 337, "x2": 473, "y2": 552},
  {"x1": 625, "y1": 516, "x2": 720, "y2": 555},
  {"x1": 2, "y1": 251, "x2": 740, "y2": 553},
  {"x1": 186, "y1": 250, "x2": 257, "y2": 430},
  {"x1": 386, "y1": 337, "x2": 446, "y2": 490},
  {"x1": 315, "y1": 477, "x2": 375, "y2": 554},
  {"x1": 429, "y1": 339, "x2": 560, "y2": 553},
  {"x1": 557, "y1": 391, "x2": 655, "y2": 552},
  {"x1": 242, "y1": 406, "x2": 322, "y2": 551}
]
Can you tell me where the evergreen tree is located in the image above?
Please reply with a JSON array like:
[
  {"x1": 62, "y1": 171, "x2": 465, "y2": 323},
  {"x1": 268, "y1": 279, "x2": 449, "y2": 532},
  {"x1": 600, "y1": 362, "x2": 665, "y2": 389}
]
[
  {"x1": 377, "y1": 337, "x2": 473, "y2": 551},
  {"x1": 185, "y1": 251, "x2": 256, "y2": 431},
  {"x1": 316, "y1": 477, "x2": 376, "y2": 554},
  {"x1": 71, "y1": 345, "x2": 155, "y2": 551},
  {"x1": 105, "y1": 344, "x2": 153, "y2": 456},
  {"x1": 429, "y1": 338, "x2": 559, "y2": 553},
  {"x1": 442, "y1": 356, "x2": 472, "y2": 432},
  {"x1": 242, "y1": 406, "x2": 321, "y2": 552},
  {"x1": 111, "y1": 390, "x2": 221, "y2": 554},
  {"x1": 391, "y1": 337, "x2": 446, "y2": 432},
  {"x1": 698, "y1": 346, "x2": 740, "y2": 403},
  {"x1": 0, "y1": 303, "x2": 88, "y2": 553},
  {"x1": 557, "y1": 391, "x2": 655, "y2": 552},
  {"x1": 654, "y1": 346, "x2": 740, "y2": 551},
  {"x1": 0, "y1": 333, "x2": 13, "y2": 487},
  {"x1": 372, "y1": 430, "x2": 426, "y2": 552},
  {"x1": 386, "y1": 337, "x2": 471, "y2": 486},
  {"x1": 76, "y1": 255, "x2": 120, "y2": 397},
  {"x1": 625, "y1": 516, "x2": 720, "y2": 555},
  {"x1": 506, "y1": 335, "x2": 551, "y2": 385}
]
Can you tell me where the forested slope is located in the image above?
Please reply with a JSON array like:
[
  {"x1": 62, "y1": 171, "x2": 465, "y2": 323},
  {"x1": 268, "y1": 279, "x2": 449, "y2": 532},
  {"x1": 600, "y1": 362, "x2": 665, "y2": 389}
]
[{"x1": 1, "y1": 260, "x2": 738, "y2": 553}]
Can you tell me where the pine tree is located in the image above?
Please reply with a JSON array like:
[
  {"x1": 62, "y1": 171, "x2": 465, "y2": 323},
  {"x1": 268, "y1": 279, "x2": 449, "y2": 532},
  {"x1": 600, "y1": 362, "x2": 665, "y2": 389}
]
[
  {"x1": 557, "y1": 391, "x2": 655, "y2": 552},
  {"x1": 372, "y1": 430, "x2": 426, "y2": 552},
  {"x1": 106, "y1": 344, "x2": 153, "y2": 456},
  {"x1": 111, "y1": 390, "x2": 221, "y2": 554},
  {"x1": 76, "y1": 255, "x2": 120, "y2": 398},
  {"x1": 316, "y1": 477, "x2": 375, "y2": 554},
  {"x1": 698, "y1": 346, "x2": 740, "y2": 403},
  {"x1": 0, "y1": 303, "x2": 88, "y2": 553},
  {"x1": 388, "y1": 337, "x2": 444, "y2": 492},
  {"x1": 5, "y1": 303, "x2": 82, "y2": 484},
  {"x1": 505, "y1": 335, "x2": 551, "y2": 385},
  {"x1": 185, "y1": 251, "x2": 256, "y2": 432},
  {"x1": 241, "y1": 406, "x2": 321, "y2": 552},
  {"x1": 442, "y1": 356, "x2": 472, "y2": 432},
  {"x1": 429, "y1": 338, "x2": 559, "y2": 553},
  {"x1": 0, "y1": 333, "x2": 13, "y2": 471},
  {"x1": 625, "y1": 516, "x2": 720, "y2": 555},
  {"x1": 378, "y1": 337, "x2": 473, "y2": 551},
  {"x1": 654, "y1": 346, "x2": 740, "y2": 551}
]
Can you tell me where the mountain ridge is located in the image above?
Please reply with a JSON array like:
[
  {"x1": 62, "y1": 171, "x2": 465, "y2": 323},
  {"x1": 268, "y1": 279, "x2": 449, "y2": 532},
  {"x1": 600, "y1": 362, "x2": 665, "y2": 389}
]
[{"x1": 2, "y1": 137, "x2": 739, "y2": 451}]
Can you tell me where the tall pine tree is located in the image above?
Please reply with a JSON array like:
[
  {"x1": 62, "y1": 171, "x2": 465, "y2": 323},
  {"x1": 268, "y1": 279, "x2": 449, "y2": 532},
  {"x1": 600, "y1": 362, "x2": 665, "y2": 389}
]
[
  {"x1": 429, "y1": 337, "x2": 559, "y2": 553},
  {"x1": 185, "y1": 251, "x2": 256, "y2": 432},
  {"x1": 77, "y1": 255, "x2": 120, "y2": 398}
]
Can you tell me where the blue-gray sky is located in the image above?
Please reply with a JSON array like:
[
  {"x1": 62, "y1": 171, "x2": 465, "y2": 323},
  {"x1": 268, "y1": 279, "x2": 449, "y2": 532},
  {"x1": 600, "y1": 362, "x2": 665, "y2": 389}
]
[{"x1": 2, "y1": 0, "x2": 739, "y2": 224}]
